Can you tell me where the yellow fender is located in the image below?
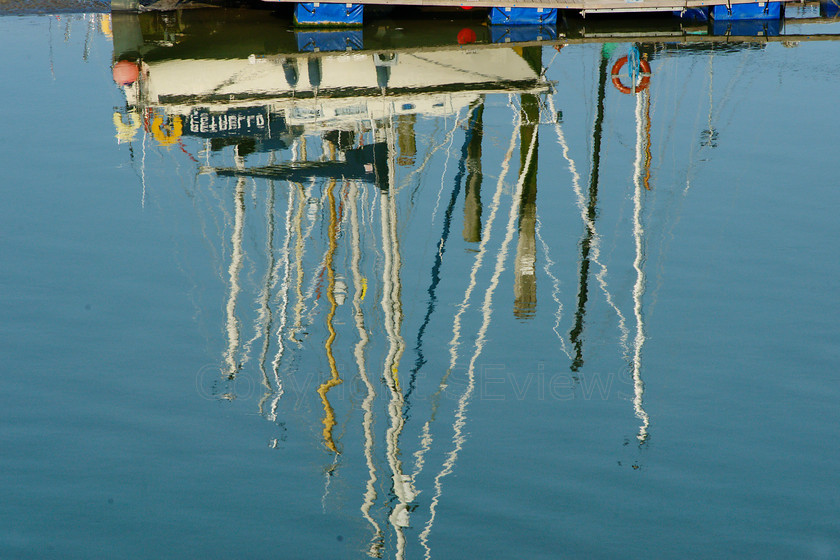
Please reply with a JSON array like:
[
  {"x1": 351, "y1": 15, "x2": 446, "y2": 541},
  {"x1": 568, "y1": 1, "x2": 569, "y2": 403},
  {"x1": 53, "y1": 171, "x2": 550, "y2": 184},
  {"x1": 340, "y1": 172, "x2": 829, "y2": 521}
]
[
  {"x1": 151, "y1": 114, "x2": 183, "y2": 146},
  {"x1": 100, "y1": 14, "x2": 112, "y2": 38},
  {"x1": 112, "y1": 110, "x2": 141, "y2": 143}
]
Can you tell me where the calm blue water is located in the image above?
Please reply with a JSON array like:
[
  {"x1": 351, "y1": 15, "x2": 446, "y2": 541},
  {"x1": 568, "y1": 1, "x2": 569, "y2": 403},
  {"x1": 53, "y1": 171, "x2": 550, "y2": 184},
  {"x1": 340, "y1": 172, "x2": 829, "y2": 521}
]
[{"x1": 1, "y1": 8, "x2": 839, "y2": 559}]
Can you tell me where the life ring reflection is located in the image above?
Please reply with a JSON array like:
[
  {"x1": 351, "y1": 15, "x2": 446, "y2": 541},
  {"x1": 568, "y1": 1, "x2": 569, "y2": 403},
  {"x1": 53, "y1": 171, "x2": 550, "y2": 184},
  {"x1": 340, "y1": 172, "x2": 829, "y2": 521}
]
[
  {"x1": 611, "y1": 56, "x2": 652, "y2": 94},
  {"x1": 113, "y1": 109, "x2": 141, "y2": 143},
  {"x1": 150, "y1": 114, "x2": 183, "y2": 146}
]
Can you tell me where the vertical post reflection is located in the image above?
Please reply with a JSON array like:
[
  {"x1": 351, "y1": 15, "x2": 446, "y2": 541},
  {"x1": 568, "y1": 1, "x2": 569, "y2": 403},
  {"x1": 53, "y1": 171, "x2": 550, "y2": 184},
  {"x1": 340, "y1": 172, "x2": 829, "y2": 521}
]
[
  {"x1": 397, "y1": 114, "x2": 417, "y2": 167},
  {"x1": 514, "y1": 92, "x2": 540, "y2": 320},
  {"x1": 462, "y1": 105, "x2": 484, "y2": 244}
]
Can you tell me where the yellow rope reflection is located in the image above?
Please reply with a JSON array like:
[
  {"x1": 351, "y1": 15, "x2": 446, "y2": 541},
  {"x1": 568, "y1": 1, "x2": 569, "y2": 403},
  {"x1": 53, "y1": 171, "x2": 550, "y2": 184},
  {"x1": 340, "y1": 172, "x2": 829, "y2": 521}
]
[{"x1": 317, "y1": 179, "x2": 342, "y2": 453}]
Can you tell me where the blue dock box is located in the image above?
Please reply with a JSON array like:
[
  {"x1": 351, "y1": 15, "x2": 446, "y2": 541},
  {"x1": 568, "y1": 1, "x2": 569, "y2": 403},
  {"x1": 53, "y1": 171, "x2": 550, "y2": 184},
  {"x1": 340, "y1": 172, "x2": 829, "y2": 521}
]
[
  {"x1": 489, "y1": 7, "x2": 558, "y2": 25},
  {"x1": 822, "y1": 0, "x2": 840, "y2": 17},
  {"x1": 711, "y1": 18, "x2": 781, "y2": 34},
  {"x1": 675, "y1": 7, "x2": 710, "y2": 21},
  {"x1": 296, "y1": 30, "x2": 363, "y2": 51},
  {"x1": 710, "y1": 2, "x2": 782, "y2": 20},
  {"x1": 490, "y1": 24, "x2": 558, "y2": 43},
  {"x1": 294, "y1": 3, "x2": 364, "y2": 26}
]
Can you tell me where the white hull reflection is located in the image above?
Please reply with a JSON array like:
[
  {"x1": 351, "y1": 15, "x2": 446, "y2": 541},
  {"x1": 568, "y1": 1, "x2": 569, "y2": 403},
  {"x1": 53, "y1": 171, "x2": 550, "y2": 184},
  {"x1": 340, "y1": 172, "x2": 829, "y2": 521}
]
[{"x1": 122, "y1": 48, "x2": 547, "y2": 141}]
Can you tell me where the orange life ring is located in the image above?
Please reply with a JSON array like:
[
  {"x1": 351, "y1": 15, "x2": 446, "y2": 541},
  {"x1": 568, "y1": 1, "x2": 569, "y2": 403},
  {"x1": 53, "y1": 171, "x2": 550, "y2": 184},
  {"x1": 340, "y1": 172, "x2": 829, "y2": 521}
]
[{"x1": 611, "y1": 56, "x2": 651, "y2": 94}]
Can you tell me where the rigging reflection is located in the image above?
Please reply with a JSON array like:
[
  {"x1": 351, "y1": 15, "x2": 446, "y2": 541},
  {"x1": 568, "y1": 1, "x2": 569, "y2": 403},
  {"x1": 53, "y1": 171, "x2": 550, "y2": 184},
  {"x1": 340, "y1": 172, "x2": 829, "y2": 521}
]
[{"x1": 105, "y1": 9, "x2": 746, "y2": 555}]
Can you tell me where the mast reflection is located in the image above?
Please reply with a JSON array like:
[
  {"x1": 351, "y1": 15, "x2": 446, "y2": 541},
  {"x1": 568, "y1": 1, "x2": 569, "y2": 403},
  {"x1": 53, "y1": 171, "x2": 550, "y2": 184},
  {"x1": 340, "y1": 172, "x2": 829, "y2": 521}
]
[
  {"x1": 105, "y1": 8, "x2": 700, "y2": 554},
  {"x1": 514, "y1": 89, "x2": 540, "y2": 320},
  {"x1": 569, "y1": 47, "x2": 609, "y2": 372}
]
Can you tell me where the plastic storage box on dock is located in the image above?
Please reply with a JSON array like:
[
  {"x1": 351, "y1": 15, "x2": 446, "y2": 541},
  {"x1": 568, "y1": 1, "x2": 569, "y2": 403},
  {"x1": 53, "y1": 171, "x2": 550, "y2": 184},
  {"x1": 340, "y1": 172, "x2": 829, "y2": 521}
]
[
  {"x1": 490, "y1": 24, "x2": 558, "y2": 42},
  {"x1": 489, "y1": 7, "x2": 558, "y2": 25},
  {"x1": 710, "y1": 1, "x2": 782, "y2": 20},
  {"x1": 294, "y1": 2, "x2": 364, "y2": 26},
  {"x1": 296, "y1": 30, "x2": 364, "y2": 51}
]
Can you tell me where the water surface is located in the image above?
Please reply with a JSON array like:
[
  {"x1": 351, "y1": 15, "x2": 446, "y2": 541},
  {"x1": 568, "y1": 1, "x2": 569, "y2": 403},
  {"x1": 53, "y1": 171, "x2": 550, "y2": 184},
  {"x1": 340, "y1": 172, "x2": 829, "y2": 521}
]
[{"x1": 1, "y1": 7, "x2": 839, "y2": 559}]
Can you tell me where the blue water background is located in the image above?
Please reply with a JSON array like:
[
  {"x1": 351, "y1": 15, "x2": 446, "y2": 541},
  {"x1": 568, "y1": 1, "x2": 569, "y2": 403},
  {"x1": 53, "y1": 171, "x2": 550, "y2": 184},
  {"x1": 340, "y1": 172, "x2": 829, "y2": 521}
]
[{"x1": 1, "y1": 11, "x2": 839, "y2": 559}]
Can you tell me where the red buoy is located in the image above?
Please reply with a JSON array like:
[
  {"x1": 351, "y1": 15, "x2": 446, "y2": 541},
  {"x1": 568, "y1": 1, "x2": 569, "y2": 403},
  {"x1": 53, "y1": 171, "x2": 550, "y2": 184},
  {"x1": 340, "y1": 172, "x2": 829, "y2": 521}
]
[
  {"x1": 112, "y1": 60, "x2": 139, "y2": 86},
  {"x1": 457, "y1": 28, "x2": 477, "y2": 45}
]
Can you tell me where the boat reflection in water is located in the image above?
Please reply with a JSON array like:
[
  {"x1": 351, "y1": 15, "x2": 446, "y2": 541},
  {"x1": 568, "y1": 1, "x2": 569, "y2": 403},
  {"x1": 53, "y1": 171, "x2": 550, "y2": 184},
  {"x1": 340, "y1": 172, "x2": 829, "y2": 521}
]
[{"x1": 106, "y1": 8, "x2": 763, "y2": 556}]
